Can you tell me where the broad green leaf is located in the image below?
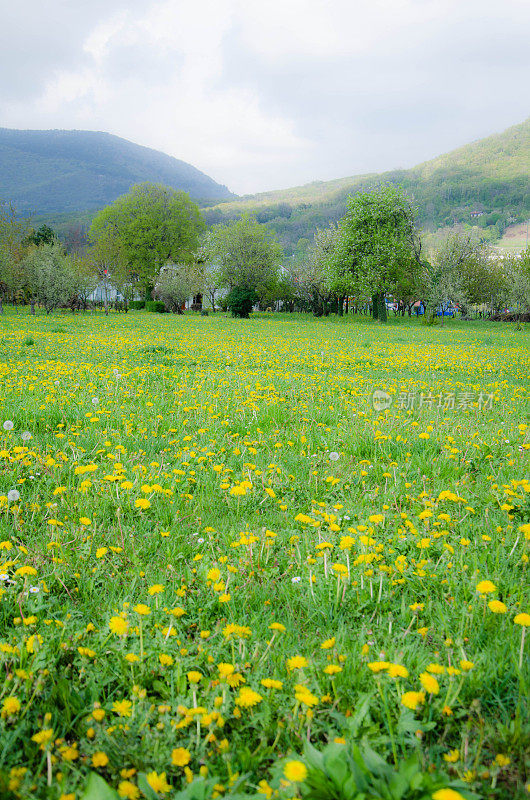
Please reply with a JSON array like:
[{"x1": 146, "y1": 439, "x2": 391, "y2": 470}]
[{"x1": 80, "y1": 772, "x2": 120, "y2": 800}]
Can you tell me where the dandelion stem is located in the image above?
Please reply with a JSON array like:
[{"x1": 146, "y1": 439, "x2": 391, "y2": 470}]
[{"x1": 377, "y1": 681, "x2": 397, "y2": 766}]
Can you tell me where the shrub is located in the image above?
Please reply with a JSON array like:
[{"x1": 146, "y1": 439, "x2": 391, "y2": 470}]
[
  {"x1": 146, "y1": 300, "x2": 166, "y2": 313},
  {"x1": 129, "y1": 300, "x2": 146, "y2": 309},
  {"x1": 226, "y1": 286, "x2": 258, "y2": 319},
  {"x1": 201, "y1": 310, "x2": 209, "y2": 316}
]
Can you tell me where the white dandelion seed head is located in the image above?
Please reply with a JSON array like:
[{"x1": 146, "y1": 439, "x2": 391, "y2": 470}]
[
  {"x1": 21, "y1": 431, "x2": 32, "y2": 441},
  {"x1": 92, "y1": 397, "x2": 99, "y2": 405},
  {"x1": 7, "y1": 490, "x2": 20, "y2": 502},
  {"x1": 329, "y1": 451, "x2": 340, "y2": 461},
  {"x1": 3, "y1": 420, "x2": 14, "y2": 431}
]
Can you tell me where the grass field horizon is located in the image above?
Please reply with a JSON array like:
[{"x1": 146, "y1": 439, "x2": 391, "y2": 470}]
[{"x1": 0, "y1": 309, "x2": 528, "y2": 799}]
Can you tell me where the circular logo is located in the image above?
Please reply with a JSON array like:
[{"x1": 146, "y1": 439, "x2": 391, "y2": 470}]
[{"x1": 372, "y1": 390, "x2": 392, "y2": 411}]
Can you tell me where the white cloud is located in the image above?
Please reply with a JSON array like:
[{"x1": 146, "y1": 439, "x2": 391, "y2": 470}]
[{"x1": 0, "y1": 0, "x2": 529, "y2": 193}]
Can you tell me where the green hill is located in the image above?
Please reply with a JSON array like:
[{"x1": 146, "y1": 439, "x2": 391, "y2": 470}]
[
  {"x1": 0, "y1": 128, "x2": 235, "y2": 216},
  {"x1": 205, "y1": 118, "x2": 530, "y2": 254}
]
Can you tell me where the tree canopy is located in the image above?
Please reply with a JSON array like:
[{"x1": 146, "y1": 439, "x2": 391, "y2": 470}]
[
  {"x1": 202, "y1": 215, "x2": 282, "y2": 301},
  {"x1": 88, "y1": 183, "x2": 205, "y2": 296},
  {"x1": 333, "y1": 184, "x2": 425, "y2": 319}
]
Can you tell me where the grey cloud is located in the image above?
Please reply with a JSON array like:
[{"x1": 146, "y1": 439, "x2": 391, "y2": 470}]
[
  {"x1": 0, "y1": 0, "x2": 528, "y2": 192},
  {"x1": 218, "y1": 10, "x2": 530, "y2": 185},
  {"x1": 0, "y1": 0, "x2": 154, "y2": 104}
]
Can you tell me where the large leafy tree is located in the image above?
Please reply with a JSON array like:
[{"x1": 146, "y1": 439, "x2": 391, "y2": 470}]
[
  {"x1": 89, "y1": 183, "x2": 205, "y2": 298},
  {"x1": 204, "y1": 214, "x2": 282, "y2": 302},
  {"x1": 334, "y1": 184, "x2": 425, "y2": 321}
]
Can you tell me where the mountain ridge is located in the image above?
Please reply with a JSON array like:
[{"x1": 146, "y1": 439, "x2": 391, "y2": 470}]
[
  {"x1": 0, "y1": 128, "x2": 234, "y2": 214},
  {"x1": 205, "y1": 117, "x2": 530, "y2": 253},
  {"x1": 1, "y1": 119, "x2": 528, "y2": 253}
]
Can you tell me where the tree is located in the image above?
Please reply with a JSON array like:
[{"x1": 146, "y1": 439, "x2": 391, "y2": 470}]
[
  {"x1": 504, "y1": 247, "x2": 530, "y2": 319},
  {"x1": 0, "y1": 201, "x2": 30, "y2": 313},
  {"x1": 84, "y1": 233, "x2": 126, "y2": 315},
  {"x1": 226, "y1": 286, "x2": 258, "y2": 318},
  {"x1": 292, "y1": 224, "x2": 340, "y2": 316},
  {"x1": 426, "y1": 230, "x2": 488, "y2": 323},
  {"x1": 154, "y1": 263, "x2": 202, "y2": 313},
  {"x1": 205, "y1": 215, "x2": 282, "y2": 302},
  {"x1": 64, "y1": 224, "x2": 88, "y2": 255},
  {"x1": 23, "y1": 243, "x2": 73, "y2": 314},
  {"x1": 195, "y1": 231, "x2": 224, "y2": 312},
  {"x1": 67, "y1": 253, "x2": 98, "y2": 310},
  {"x1": 26, "y1": 224, "x2": 56, "y2": 247},
  {"x1": 89, "y1": 183, "x2": 205, "y2": 298},
  {"x1": 334, "y1": 185, "x2": 424, "y2": 322},
  {"x1": 200, "y1": 262, "x2": 223, "y2": 312}
]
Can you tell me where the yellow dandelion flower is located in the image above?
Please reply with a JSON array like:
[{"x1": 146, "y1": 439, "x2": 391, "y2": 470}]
[
  {"x1": 420, "y1": 672, "x2": 440, "y2": 694},
  {"x1": 400, "y1": 691, "x2": 425, "y2": 710},
  {"x1": 476, "y1": 580, "x2": 496, "y2": 594},
  {"x1": 172, "y1": 748, "x2": 191, "y2": 767},
  {"x1": 92, "y1": 751, "x2": 109, "y2": 767},
  {"x1": 283, "y1": 760, "x2": 307, "y2": 782},
  {"x1": 235, "y1": 687, "x2": 262, "y2": 707},
  {"x1": 109, "y1": 616, "x2": 128, "y2": 636}
]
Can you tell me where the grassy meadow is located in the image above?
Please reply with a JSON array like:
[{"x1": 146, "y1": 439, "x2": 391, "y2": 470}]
[{"x1": 0, "y1": 309, "x2": 528, "y2": 800}]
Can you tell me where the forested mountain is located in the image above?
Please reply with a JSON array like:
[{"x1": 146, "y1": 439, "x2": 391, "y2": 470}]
[
  {"x1": 2, "y1": 120, "x2": 528, "y2": 254},
  {"x1": 205, "y1": 118, "x2": 530, "y2": 254},
  {"x1": 0, "y1": 128, "x2": 234, "y2": 214}
]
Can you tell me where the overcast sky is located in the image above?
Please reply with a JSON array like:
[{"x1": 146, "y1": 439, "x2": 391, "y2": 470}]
[{"x1": 1, "y1": 0, "x2": 529, "y2": 194}]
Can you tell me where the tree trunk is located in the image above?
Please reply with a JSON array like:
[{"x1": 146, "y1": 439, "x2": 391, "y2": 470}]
[
  {"x1": 0, "y1": 296, "x2": 3, "y2": 315},
  {"x1": 372, "y1": 293, "x2": 379, "y2": 320},
  {"x1": 30, "y1": 298, "x2": 36, "y2": 315},
  {"x1": 378, "y1": 293, "x2": 387, "y2": 323}
]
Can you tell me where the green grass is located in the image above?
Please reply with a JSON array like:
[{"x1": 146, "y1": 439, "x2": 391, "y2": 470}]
[{"x1": 0, "y1": 308, "x2": 528, "y2": 799}]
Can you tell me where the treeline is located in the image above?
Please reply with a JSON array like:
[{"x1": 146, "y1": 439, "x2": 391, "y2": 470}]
[{"x1": 1, "y1": 182, "x2": 529, "y2": 322}]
